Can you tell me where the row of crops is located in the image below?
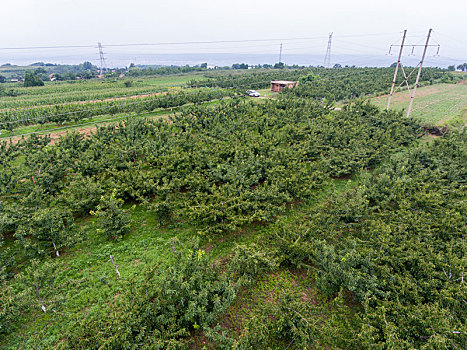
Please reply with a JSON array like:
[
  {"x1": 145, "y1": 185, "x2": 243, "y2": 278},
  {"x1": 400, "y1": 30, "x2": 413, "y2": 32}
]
[
  {"x1": 188, "y1": 67, "x2": 453, "y2": 98},
  {"x1": 0, "y1": 88, "x2": 238, "y2": 130},
  {"x1": 2, "y1": 74, "x2": 190, "y2": 97},
  {"x1": 285, "y1": 67, "x2": 461, "y2": 101},
  {"x1": 0, "y1": 85, "x2": 171, "y2": 109},
  {"x1": 0, "y1": 72, "x2": 208, "y2": 109}
]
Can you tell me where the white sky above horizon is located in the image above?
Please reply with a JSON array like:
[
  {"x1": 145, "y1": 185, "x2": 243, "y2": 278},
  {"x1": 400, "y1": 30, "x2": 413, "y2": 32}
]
[{"x1": 1, "y1": 0, "x2": 466, "y2": 64}]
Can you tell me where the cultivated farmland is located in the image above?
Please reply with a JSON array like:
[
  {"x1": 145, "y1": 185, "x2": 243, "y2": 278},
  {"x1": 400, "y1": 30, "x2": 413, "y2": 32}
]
[
  {"x1": 372, "y1": 81, "x2": 467, "y2": 125},
  {"x1": 0, "y1": 67, "x2": 465, "y2": 349}
]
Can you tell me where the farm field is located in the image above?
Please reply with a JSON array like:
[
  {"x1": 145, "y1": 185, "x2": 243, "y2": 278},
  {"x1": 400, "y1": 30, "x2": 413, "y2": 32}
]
[
  {"x1": 371, "y1": 82, "x2": 467, "y2": 125},
  {"x1": 0, "y1": 73, "x2": 206, "y2": 110},
  {"x1": 0, "y1": 67, "x2": 455, "y2": 133},
  {"x1": 1, "y1": 67, "x2": 466, "y2": 349},
  {"x1": 0, "y1": 97, "x2": 233, "y2": 142}
]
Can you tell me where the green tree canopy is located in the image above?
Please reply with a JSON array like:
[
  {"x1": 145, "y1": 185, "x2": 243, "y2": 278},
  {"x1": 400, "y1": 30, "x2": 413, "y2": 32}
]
[{"x1": 23, "y1": 71, "x2": 44, "y2": 87}]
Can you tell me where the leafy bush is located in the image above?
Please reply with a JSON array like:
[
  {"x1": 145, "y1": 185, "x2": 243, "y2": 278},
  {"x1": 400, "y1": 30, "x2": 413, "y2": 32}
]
[
  {"x1": 90, "y1": 190, "x2": 131, "y2": 240},
  {"x1": 14, "y1": 207, "x2": 75, "y2": 257},
  {"x1": 66, "y1": 241, "x2": 237, "y2": 349},
  {"x1": 228, "y1": 243, "x2": 280, "y2": 283}
]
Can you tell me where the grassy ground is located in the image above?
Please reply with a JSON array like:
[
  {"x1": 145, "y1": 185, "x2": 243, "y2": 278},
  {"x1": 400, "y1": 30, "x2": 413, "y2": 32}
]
[
  {"x1": 257, "y1": 88, "x2": 278, "y2": 98},
  {"x1": 371, "y1": 82, "x2": 467, "y2": 125},
  {"x1": 1, "y1": 112, "x2": 452, "y2": 349},
  {"x1": 1, "y1": 127, "x2": 461, "y2": 349},
  {"x1": 1, "y1": 206, "x2": 198, "y2": 348},
  {"x1": 0, "y1": 195, "x2": 273, "y2": 348}
]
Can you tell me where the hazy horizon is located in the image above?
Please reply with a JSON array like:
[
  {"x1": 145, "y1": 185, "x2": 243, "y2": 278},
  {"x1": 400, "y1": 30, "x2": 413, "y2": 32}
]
[{"x1": 0, "y1": 52, "x2": 460, "y2": 69}]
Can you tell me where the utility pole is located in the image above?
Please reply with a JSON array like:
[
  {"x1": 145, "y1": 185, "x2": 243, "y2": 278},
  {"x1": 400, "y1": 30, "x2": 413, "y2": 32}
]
[
  {"x1": 386, "y1": 29, "x2": 438, "y2": 117},
  {"x1": 387, "y1": 30, "x2": 407, "y2": 110},
  {"x1": 324, "y1": 32, "x2": 333, "y2": 68},
  {"x1": 406, "y1": 28, "x2": 432, "y2": 117},
  {"x1": 278, "y1": 43, "x2": 283, "y2": 64},
  {"x1": 98, "y1": 42, "x2": 106, "y2": 76}
]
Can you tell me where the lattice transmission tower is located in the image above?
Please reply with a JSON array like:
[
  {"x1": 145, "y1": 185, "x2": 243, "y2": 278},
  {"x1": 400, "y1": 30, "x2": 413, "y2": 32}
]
[
  {"x1": 324, "y1": 32, "x2": 333, "y2": 68},
  {"x1": 97, "y1": 42, "x2": 107, "y2": 75},
  {"x1": 278, "y1": 43, "x2": 283, "y2": 64}
]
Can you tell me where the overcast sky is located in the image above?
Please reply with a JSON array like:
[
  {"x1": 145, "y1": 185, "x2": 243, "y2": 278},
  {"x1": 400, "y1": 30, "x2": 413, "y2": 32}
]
[{"x1": 1, "y1": 0, "x2": 466, "y2": 65}]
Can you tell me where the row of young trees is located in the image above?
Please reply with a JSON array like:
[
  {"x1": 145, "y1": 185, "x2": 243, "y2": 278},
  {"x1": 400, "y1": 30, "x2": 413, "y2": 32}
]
[
  {"x1": 188, "y1": 67, "x2": 452, "y2": 100},
  {"x1": 2, "y1": 67, "x2": 456, "y2": 132},
  {"x1": 448, "y1": 62, "x2": 467, "y2": 71},
  {"x1": 286, "y1": 67, "x2": 454, "y2": 101},
  {"x1": 0, "y1": 88, "x2": 237, "y2": 130}
]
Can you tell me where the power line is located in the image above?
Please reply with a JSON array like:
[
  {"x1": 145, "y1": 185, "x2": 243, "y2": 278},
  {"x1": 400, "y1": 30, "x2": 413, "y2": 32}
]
[
  {"x1": 0, "y1": 33, "x2": 402, "y2": 51},
  {"x1": 0, "y1": 37, "x2": 327, "y2": 51},
  {"x1": 334, "y1": 38, "x2": 387, "y2": 53},
  {"x1": 386, "y1": 29, "x2": 436, "y2": 117},
  {"x1": 432, "y1": 31, "x2": 467, "y2": 49}
]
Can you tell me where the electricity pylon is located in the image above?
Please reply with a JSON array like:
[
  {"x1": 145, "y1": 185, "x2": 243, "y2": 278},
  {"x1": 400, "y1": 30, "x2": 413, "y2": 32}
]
[
  {"x1": 387, "y1": 29, "x2": 439, "y2": 117},
  {"x1": 324, "y1": 32, "x2": 333, "y2": 68},
  {"x1": 98, "y1": 42, "x2": 106, "y2": 75},
  {"x1": 278, "y1": 43, "x2": 283, "y2": 64}
]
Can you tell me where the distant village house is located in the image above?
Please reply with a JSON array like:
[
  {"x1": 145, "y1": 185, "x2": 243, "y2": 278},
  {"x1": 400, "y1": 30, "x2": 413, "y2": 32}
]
[{"x1": 270, "y1": 80, "x2": 298, "y2": 92}]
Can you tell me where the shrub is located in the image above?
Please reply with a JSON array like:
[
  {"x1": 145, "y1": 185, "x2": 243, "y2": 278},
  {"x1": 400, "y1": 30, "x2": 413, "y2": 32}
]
[
  {"x1": 67, "y1": 241, "x2": 237, "y2": 348},
  {"x1": 90, "y1": 190, "x2": 131, "y2": 240},
  {"x1": 14, "y1": 207, "x2": 75, "y2": 257}
]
